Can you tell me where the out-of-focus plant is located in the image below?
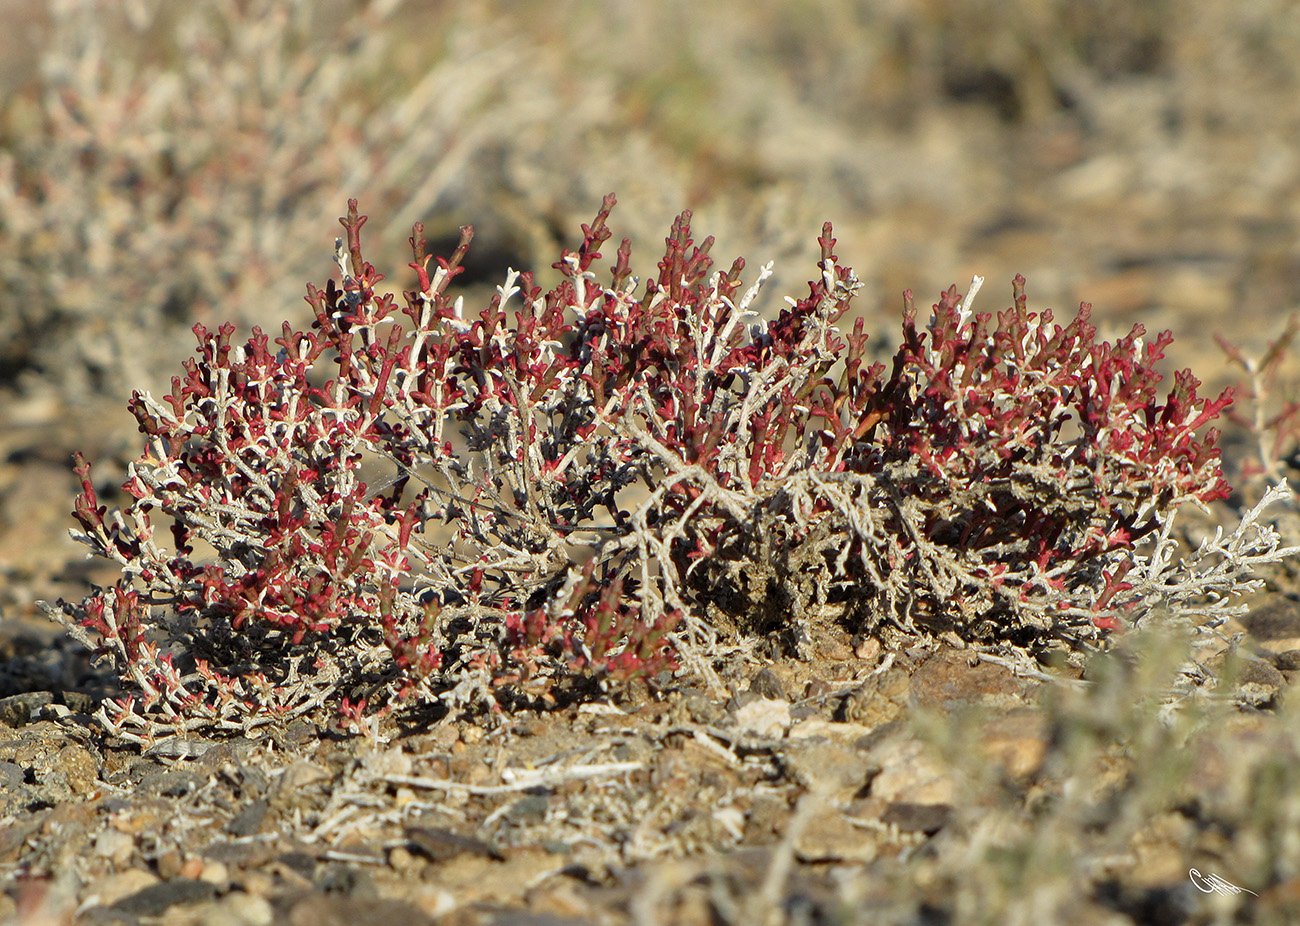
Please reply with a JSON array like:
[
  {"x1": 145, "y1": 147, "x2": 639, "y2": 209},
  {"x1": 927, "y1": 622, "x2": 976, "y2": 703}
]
[
  {"x1": 0, "y1": 0, "x2": 546, "y2": 401},
  {"x1": 1217, "y1": 315, "x2": 1300, "y2": 491}
]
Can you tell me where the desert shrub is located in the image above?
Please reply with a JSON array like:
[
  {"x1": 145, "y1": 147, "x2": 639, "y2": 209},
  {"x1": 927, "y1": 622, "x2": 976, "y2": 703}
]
[{"x1": 43, "y1": 197, "x2": 1294, "y2": 742}]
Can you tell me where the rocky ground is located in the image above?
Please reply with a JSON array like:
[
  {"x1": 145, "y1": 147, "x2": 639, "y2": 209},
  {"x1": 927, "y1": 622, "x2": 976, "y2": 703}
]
[
  {"x1": 6, "y1": 1, "x2": 1300, "y2": 923},
  {"x1": 4, "y1": 599, "x2": 1300, "y2": 925}
]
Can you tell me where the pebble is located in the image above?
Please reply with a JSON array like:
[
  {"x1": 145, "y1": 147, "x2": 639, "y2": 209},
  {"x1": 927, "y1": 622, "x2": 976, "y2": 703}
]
[
  {"x1": 1234, "y1": 658, "x2": 1286, "y2": 707},
  {"x1": 678, "y1": 690, "x2": 727, "y2": 726},
  {"x1": 405, "y1": 826, "x2": 502, "y2": 862},
  {"x1": 273, "y1": 759, "x2": 332, "y2": 809},
  {"x1": 200, "y1": 860, "x2": 230, "y2": 886},
  {"x1": 978, "y1": 708, "x2": 1050, "y2": 779},
  {"x1": 793, "y1": 805, "x2": 878, "y2": 863},
  {"x1": 0, "y1": 725, "x2": 100, "y2": 801},
  {"x1": 409, "y1": 885, "x2": 457, "y2": 917},
  {"x1": 201, "y1": 891, "x2": 275, "y2": 926},
  {"x1": 731, "y1": 698, "x2": 791, "y2": 738},
  {"x1": 838, "y1": 664, "x2": 911, "y2": 726},
  {"x1": 225, "y1": 797, "x2": 270, "y2": 837},
  {"x1": 156, "y1": 848, "x2": 185, "y2": 880},
  {"x1": 361, "y1": 745, "x2": 413, "y2": 777},
  {"x1": 1272, "y1": 649, "x2": 1300, "y2": 672},
  {"x1": 854, "y1": 636, "x2": 882, "y2": 662},
  {"x1": 238, "y1": 870, "x2": 276, "y2": 899},
  {"x1": 387, "y1": 845, "x2": 423, "y2": 876},
  {"x1": 0, "y1": 691, "x2": 53, "y2": 727},
  {"x1": 92, "y1": 828, "x2": 135, "y2": 866},
  {"x1": 1240, "y1": 599, "x2": 1300, "y2": 650},
  {"x1": 879, "y1": 801, "x2": 953, "y2": 835},
  {"x1": 909, "y1": 648, "x2": 1026, "y2": 710},
  {"x1": 862, "y1": 732, "x2": 956, "y2": 805},
  {"x1": 110, "y1": 877, "x2": 218, "y2": 916},
  {"x1": 748, "y1": 666, "x2": 788, "y2": 700},
  {"x1": 286, "y1": 894, "x2": 432, "y2": 926},
  {"x1": 782, "y1": 738, "x2": 874, "y2": 801},
  {"x1": 84, "y1": 868, "x2": 160, "y2": 909}
]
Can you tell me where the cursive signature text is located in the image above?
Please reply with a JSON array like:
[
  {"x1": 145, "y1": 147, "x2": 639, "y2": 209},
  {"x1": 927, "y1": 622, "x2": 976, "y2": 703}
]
[{"x1": 1189, "y1": 869, "x2": 1258, "y2": 898}]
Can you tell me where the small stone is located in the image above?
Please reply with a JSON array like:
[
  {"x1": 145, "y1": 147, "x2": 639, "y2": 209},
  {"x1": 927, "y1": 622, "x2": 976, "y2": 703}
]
[
  {"x1": 410, "y1": 885, "x2": 457, "y2": 917},
  {"x1": 838, "y1": 665, "x2": 910, "y2": 726},
  {"x1": 727, "y1": 689, "x2": 761, "y2": 712},
  {"x1": 318, "y1": 865, "x2": 377, "y2": 900},
  {"x1": 880, "y1": 801, "x2": 953, "y2": 834},
  {"x1": 1128, "y1": 812, "x2": 1197, "y2": 888},
  {"x1": 854, "y1": 637, "x2": 882, "y2": 662},
  {"x1": 92, "y1": 828, "x2": 135, "y2": 866},
  {"x1": 388, "y1": 846, "x2": 423, "y2": 876},
  {"x1": 744, "y1": 791, "x2": 789, "y2": 841},
  {"x1": 37, "y1": 702, "x2": 72, "y2": 722},
  {"x1": 273, "y1": 759, "x2": 332, "y2": 809},
  {"x1": 863, "y1": 732, "x2": 956, "y2": 805},
  {"x1": 1271, "y1": 649, "x2": 1300, "y2": 671},
  {"x1": 422, "y1": 724, "x2": 460, "y2": 752},
  {"x1": 225, "y1": 798, "x2": 269, "y2": 837},
  {"x1": 0, "y1": 761, "x2": 25, "y2": 792},
  {"x1": 507, "y1": 793, "x2": 549, "y2": 825},
  {"x1": 749, "y1": 667, "x2": 787, "y2": 700},
  {"x1": 1241, "y1": 599, "x2": 1300, "y2": 642},
  {"x1": 276, "y1": 851, "x2": 319, "y2": 883},
  {"x1": 0, "y1": 806, "x2": 40, "y2": 858},
  {"x1": 238, "y1": 870, "x2": 275, "y2": 898},
  {"x1": 910, "y1": 648, "x2": 1025, "y2": 710},
  {"x1": 731, "y1": 697, "x2": 791, "y2": 738},
  {"x1": 1239, "y1": 657, "x2": 1286, "y2": 686},
  {"x1": 143, "y1": 737, "x2": 213, "y2": 761},
  {"x1": 139, "y1": 765, "x2": 204, "y2": 798},
  {"x1": 60, "y1": 691, "x2": 99, "y2": 715},
  {"x1": 86, "y1": 868, "x2": 160, "y2": 908},
  {"x1": 804, "y1": 677, "x2": 834, "y2": 700},
  {"x1": 16, "y1": 736, "x2": 100, "y2": 800},
  {"x1": 111, "y1": 803, "x2": 172, "y2": 837},
  {"x1": 362, "y1": 745, "x2": 413, "y2": 777},
  {"x1": 111, "y1": 877, "x2": 217, "y2": 916},
  {"x1": 155, "y1": 848, "x2": 185, "y2": 880},
  {"x1": 0, "y1": 692, "x2": 53, "y2": 727},
  {"x1": 287, "y1": 894, "x2": 431, "y2": 926},
  {"x1": 793, "y1": 806, "x2": 878, "y2": 862},
  {"x1": 783, "y1": 739, "x2": 873, "y2": 800},
  {"x1": 199, "y1": 860, "x2": 229, "y2": 885},
  {"x1": 207, "y1": 891, "x2": 275, "y2": 926},
  {"x1": 979, "y1": 708, "x2": 1050, "y2": 778},
  {"x1": 681, "y1": 691, "x2": 726, "y2": 726},
  {"x1": 787, "y1": 718, "x2": 874, "y2": 742},
  {"x1": 1234, "y1": 658, "x2": 1286, "y2": 707},
  {"x1": 405, "y1": 827, "x2": 502, "y2": 862}
]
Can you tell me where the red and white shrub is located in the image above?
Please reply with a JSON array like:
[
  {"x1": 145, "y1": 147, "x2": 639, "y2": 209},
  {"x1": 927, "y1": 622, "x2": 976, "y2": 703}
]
[{"x1": 46, "y1": 197, "x2": 1268, "y2": 741}]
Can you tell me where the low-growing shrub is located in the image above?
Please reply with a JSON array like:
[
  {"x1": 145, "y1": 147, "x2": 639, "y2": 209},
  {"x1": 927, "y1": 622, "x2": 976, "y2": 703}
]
[{"x1": 43, "y1": 197, "x2": 1294, "y2": 741}]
